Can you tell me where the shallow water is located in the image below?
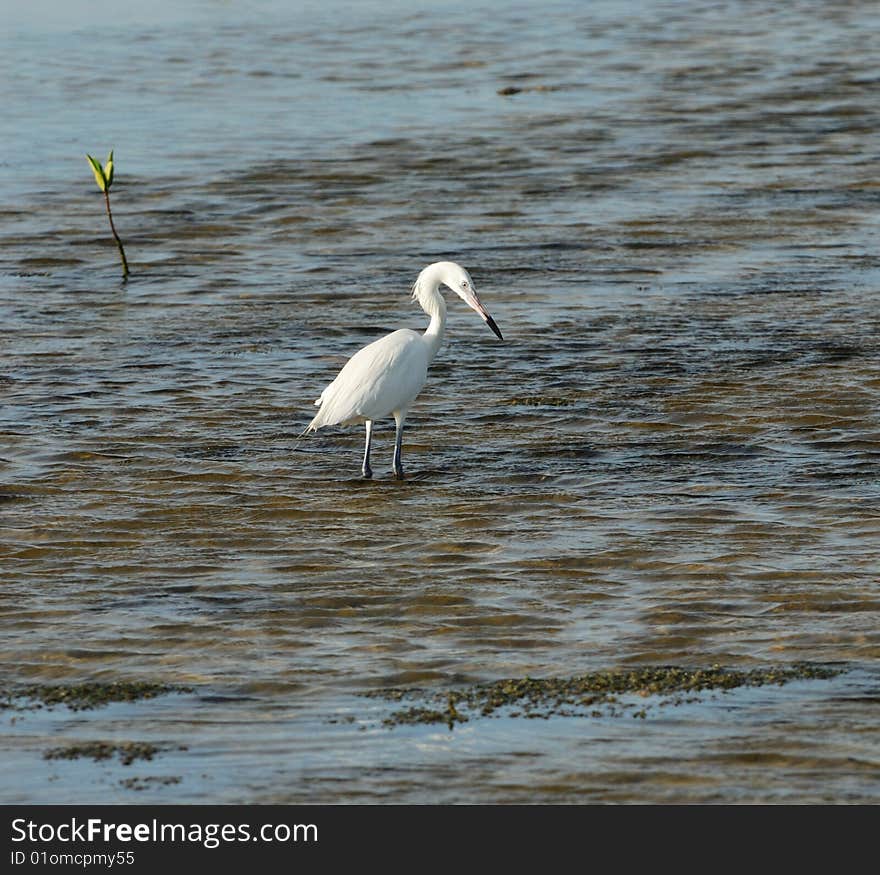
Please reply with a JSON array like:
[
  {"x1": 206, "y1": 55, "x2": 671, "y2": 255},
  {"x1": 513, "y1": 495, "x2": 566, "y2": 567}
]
[{"x1": 1, "y1": 0, "x2": 879, "y2": 803}]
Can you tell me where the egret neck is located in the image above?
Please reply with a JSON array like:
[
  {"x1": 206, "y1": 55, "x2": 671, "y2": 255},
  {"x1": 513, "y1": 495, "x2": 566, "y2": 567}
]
[{"x1": 414, "y1": 267, "x2": 449, "y2": 364}]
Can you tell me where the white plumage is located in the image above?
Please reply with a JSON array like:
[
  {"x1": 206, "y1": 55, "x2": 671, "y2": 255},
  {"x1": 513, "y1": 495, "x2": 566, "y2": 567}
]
[
  {"x1": 310, "y1": 329, "x2": 429, "y2": 429},
  {"x1": 305, "y1": 261, "x2": 503, "y2": 479}
]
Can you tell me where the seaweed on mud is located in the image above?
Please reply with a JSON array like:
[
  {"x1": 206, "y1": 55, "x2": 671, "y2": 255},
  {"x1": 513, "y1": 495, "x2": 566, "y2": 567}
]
[
  {"x1": 43, "y1": 740, "x2": 186, "y2": 766},
  {"x1": 370, "y1": 663, "x2": 842, "y2": 728},
  {"x1": 385, "y1": 694, "x2": 469, "y2": 730},
  {"x1": 506, "y1": 395, "x2": 577, "y2": 407},
  {"x1": 120, "y1": 775, "x2": 182, "y2": 791},
  {"x1": 0, "y1": 681, "x2": 192, "y2": 712}
]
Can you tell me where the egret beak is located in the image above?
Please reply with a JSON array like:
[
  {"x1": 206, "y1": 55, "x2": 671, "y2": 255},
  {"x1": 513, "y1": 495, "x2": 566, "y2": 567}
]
[{"x1": 466, "y1": 290, "x2": 504, "y2": 341}]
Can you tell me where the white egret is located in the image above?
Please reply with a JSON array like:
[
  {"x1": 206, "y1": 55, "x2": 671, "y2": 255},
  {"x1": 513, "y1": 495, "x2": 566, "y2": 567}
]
[{"x1": 304, "y1": 261, "x2": 503, "y2": 479}]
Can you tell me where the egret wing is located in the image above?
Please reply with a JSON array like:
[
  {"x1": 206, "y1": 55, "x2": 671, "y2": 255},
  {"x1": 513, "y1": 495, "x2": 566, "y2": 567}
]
[{"x1": 308, "y1": 330, "x2": 428, "y2": 429}]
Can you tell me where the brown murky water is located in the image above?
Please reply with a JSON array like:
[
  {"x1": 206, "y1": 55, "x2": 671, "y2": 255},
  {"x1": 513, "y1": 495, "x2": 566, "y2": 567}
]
[{"x1": 1, "y1": 0, "x2": 879, "y2": 802}]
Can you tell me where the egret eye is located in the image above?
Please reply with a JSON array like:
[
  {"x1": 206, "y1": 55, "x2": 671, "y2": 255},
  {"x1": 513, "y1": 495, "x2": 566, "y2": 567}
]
[{"x1": 462, "y1": 280, "x2": 469, "y2": 289}]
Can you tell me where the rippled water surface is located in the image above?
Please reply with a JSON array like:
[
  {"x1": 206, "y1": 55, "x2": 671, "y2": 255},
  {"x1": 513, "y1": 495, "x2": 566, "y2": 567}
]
[{"x1": 2, "y1": 0, "x2": 879, "y2": 803}]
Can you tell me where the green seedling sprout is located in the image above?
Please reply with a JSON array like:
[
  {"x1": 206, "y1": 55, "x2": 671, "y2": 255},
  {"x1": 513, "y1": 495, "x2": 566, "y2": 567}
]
[{"x1": 86, "y1": 150, "x2": 129, "y2": 279}]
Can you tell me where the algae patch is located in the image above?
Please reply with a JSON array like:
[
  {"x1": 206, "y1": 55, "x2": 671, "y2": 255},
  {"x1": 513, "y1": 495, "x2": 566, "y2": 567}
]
[
  {"x1": 1, "y1": 681, "x2": 192, "y2": 712},
  {"x1": 506, "y1": 395, "x2": 577, "y2": 408},
  {"x1": 120, "y1": 775, "x2": 182, "y2": 791},
  {"x1": 43, "y1": 741, "x2": 186, "y2": 766},
  {"x1": 372, "y1": 663, "x2": 841, "y2": 729},
  {"x1": 385, "y1": 694, "x2": 468, "y2": 730}
]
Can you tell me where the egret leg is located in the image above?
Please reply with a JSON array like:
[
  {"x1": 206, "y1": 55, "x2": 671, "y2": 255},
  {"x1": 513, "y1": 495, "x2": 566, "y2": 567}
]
[
  {"x1": 392, "y1": 412, "x2": 405, "y2": 480},
  {"x1": 362, "y1": 420, "x2": 373, "y2": 479}
]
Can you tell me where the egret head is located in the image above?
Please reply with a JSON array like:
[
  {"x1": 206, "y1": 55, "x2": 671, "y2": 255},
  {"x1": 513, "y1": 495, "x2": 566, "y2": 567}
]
[{"x1": 416, "y1": 261, "x2": 504, "y2": 341}]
